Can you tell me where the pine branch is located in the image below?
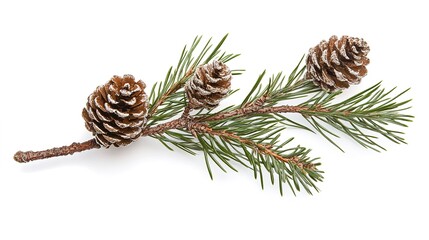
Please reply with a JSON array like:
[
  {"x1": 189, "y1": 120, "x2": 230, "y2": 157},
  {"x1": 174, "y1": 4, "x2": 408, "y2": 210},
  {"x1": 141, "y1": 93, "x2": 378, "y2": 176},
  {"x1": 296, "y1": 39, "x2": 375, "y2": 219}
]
[
  {"x1": 143, "y1": 56, "x2": 411, "y2": 194},
  {"x1": 296, "y1": 82, "x2": 413, "y2": 151},
  {"x1": 195, "y1": 131, "x2": 322, "y2": 195},
  {"x1": 13, "y1": 35, "x2": 413, "y2": 196},
  {"x1": 148, "y1": 116, "x2": 322, "y2": 195}
]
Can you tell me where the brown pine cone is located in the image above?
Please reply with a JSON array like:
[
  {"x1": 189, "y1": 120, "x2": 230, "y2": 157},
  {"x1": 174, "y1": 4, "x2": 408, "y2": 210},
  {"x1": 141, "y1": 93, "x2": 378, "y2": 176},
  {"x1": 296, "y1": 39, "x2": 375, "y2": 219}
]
[
  {"x1": 185, "y1": 60, "x2": 232, "y2": 109},
  {"x1": 306, "y1": 35, "x2": 370, "y2": 91},
  {"x1": 82, "y1": 75, "x2": 149, "y2": 148}
]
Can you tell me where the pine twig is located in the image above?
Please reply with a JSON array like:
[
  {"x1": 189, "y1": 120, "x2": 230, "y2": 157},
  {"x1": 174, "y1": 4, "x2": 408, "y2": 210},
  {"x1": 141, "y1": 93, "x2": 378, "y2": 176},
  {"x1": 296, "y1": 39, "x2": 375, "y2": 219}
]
[
  {"x1": 147, "y1": 67, "x2": 194, "y2": 118},
  {"x1": 190, "y1": 122, "x2": 313, "y2": 170},
  {"x1": 198, "y1": 104, "x2": 306, "y2": 122}
]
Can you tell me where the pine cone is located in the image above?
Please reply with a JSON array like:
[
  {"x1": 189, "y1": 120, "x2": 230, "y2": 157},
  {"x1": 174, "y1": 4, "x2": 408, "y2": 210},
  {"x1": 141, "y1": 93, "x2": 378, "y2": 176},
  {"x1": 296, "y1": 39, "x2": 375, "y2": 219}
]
[
  {"x1": 82, "y1": 75, "x2": 149, "y2": 148},
  {"x1": 306, "y1": 35, "x2": 370, "y2": 91},
  {"x1": 185, "y1": 60, "x2": 232, "y2": 109}
]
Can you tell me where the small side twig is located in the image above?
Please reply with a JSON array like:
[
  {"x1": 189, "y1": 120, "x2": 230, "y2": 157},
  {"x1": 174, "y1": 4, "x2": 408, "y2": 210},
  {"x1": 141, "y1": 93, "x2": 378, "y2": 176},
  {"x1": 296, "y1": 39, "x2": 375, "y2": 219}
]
[
  {"x1": 197, "y1": 105, "x2": 308, "y2": 122},
  {"x1": 147, "y1": 67, "x2": 194, "y2": 118},
  {"x1": 197, "y1": 98, "x2": 334, "y2": 123},
  {"x1": 190, "y1": 121, "x2": 313, "y2": 170}
]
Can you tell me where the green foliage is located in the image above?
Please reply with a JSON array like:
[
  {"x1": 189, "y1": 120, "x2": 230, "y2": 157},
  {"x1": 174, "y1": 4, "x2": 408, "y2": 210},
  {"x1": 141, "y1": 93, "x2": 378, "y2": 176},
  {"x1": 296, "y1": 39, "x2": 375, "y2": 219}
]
[
  {"x1": 298, "y1": 82, "x2": 413, "y2": 151},
  {"x1": 232, "y1": 58, "x2": 413, "y2": 152},
  {"x1": 154, "y1": 120, "x2": 323, "y2": 195},
  {"x1": 241, "y1": 56, "x2": 320, "y2": 107},
  {"x1": 147, "y1": 35, "x2": 413, "y2": 195},
  {"x1": 209, "y1": 115, "x2": 323, "y2": 195}
]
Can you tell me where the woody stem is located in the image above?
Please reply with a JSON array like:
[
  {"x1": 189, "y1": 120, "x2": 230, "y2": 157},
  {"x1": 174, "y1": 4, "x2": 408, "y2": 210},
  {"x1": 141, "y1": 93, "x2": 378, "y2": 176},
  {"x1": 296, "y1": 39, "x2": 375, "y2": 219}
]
[{"x1": 14, "y1": 139, "x2": 100, "y2": 163}]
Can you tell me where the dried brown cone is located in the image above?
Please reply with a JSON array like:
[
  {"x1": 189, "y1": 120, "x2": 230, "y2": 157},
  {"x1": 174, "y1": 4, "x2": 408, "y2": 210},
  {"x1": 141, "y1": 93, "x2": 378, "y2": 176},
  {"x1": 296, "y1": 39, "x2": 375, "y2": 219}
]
[
  {"x1": 306, "y1": 35, "x2": 370, "y2": 91},
  {"x1": 185, "y1": 60, "x2": 232, "y2": 109},
  {"x1": 82, "y1": 75, "x2": 149, "y2": 148}
]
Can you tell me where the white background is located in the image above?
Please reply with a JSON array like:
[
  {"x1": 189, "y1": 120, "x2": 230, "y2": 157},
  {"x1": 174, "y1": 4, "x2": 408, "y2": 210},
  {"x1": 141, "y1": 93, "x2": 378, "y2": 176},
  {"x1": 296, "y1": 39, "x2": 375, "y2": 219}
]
[{"x1": 0, "y1": 0, "x2": 427, "y2": 239}]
